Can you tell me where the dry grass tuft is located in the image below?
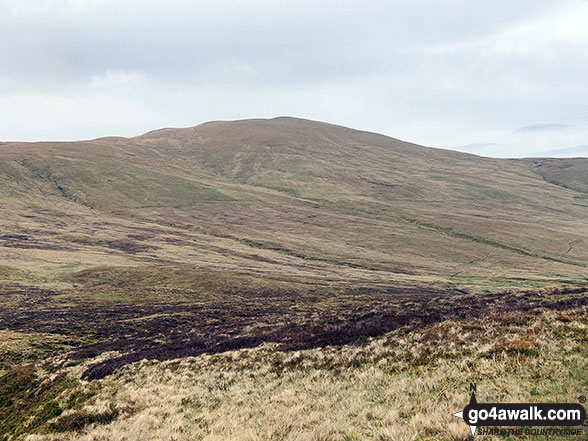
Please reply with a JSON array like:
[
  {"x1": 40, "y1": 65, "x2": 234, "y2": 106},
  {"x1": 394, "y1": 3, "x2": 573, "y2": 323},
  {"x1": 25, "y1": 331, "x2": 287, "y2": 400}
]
[{"x1": 16, "y1": 307, "x2": 588, "y2": 441}]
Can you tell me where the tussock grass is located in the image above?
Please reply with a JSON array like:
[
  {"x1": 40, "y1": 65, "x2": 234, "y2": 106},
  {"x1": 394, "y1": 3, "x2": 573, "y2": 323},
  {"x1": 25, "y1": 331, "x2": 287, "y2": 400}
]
[{"x1": 15, "y1": 307, "x2": 588, "y2": 441}]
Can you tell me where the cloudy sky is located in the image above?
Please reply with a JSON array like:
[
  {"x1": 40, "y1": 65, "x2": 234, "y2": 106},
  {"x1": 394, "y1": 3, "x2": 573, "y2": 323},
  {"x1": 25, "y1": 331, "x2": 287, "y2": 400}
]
[{"x1": 1, "y1": 0, "x2": 587, "y2": 157}]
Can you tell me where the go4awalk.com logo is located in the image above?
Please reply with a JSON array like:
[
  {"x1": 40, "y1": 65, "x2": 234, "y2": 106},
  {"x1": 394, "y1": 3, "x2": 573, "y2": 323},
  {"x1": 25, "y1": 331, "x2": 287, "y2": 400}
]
[{"x1": 452, "y1": 384, "x2": 587, "y2": 437}]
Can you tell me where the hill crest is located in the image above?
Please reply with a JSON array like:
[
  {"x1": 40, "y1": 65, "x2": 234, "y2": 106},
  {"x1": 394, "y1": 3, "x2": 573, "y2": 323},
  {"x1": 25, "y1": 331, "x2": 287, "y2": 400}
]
[{"x1": 0, "y1": 117, "x2": 587, "y2": 290}]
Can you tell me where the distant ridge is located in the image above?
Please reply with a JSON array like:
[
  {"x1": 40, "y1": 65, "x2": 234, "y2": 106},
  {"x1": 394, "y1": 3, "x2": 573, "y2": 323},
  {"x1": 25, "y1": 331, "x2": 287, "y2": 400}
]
[{"x1": 0, "y1": 116, "x2": 587, "y2": 287}]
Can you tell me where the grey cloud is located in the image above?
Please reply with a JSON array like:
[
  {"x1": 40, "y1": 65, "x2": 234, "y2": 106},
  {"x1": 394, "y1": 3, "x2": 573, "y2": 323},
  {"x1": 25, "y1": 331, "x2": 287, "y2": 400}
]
[
  {"x1": 537, "y1": 145, "x2": 588, "y2": 157},
  {"x1": 0, "y1": 0, "x2": 557, "y2": 87},
  {"x1": 516, "y1": 123, "x2": 569, "y2": 132}
]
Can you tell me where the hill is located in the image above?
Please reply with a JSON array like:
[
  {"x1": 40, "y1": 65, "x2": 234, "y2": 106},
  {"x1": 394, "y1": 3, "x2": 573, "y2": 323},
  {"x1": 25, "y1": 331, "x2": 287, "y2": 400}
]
[
  {"x1": 1, "y1": 116, "x2": 587, "y2": 292},
  {"x1": 2, "y1": 117, "x2": 588, "y2": 440}
]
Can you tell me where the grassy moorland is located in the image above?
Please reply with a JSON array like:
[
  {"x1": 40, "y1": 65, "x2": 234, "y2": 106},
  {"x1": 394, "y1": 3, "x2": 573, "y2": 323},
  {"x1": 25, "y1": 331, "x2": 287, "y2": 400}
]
[
  {"x1": 2, "y1": 300, "x2": 587, "y2": 440},
  {"x1": 1, "y1": 117, "x2": 587, "y2": 440}
]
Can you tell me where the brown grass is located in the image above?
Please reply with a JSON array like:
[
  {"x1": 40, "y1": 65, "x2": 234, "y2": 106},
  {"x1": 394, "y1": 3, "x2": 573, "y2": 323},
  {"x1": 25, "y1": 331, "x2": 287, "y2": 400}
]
[
  {"x1": 2, "y1": 118, "x2": 588, "y2": 440},
  {"x1": 14, "y1": 306, "x2": 587, "y2": 441},
  {"x1": 1, "y1": 117, "x2": 588, "y2": 293}
]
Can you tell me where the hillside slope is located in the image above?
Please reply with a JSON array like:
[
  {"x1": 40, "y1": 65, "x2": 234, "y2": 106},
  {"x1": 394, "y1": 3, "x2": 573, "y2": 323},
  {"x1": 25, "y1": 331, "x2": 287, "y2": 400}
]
[{"x1": 0, "y1": 117, "x2": 587, "y2": 290}]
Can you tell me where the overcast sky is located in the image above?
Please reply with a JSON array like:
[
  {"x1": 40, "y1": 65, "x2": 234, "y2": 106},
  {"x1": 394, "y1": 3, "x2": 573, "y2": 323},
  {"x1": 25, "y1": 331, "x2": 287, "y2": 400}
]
[{"x1": 1, "y1": 0, "x2": 587, "y2": 157}]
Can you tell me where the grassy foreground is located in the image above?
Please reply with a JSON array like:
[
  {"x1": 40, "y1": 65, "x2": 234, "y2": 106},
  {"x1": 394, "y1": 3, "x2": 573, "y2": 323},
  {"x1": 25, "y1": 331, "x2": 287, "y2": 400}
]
[{"x1": 1, "y1": 304, "x2": 585, "y2": 441}]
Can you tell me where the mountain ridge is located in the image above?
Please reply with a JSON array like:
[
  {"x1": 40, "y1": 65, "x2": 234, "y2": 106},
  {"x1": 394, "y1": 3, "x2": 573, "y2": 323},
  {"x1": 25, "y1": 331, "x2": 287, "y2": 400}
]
[{"x1": 0, "y1": 117, "x2": 587, "y2": 291}]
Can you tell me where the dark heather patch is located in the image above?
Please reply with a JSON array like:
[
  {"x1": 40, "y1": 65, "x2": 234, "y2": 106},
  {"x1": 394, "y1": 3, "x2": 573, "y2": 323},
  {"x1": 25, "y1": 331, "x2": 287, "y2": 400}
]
[{"x1": 0, "y1": 285, "x2": 586, "y2": 380}]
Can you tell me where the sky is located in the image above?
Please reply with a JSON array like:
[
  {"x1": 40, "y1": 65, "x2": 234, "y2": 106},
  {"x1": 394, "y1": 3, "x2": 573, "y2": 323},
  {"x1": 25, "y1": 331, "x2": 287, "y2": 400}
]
[{"x1": 1, "y1": 0, "x2": 587, "y2": 158}]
